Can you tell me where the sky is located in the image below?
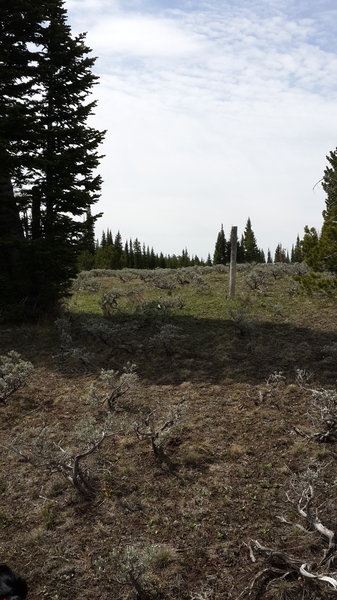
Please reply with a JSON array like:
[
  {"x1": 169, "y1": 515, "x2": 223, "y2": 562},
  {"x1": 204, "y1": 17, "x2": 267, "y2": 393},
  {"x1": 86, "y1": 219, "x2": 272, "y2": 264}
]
[{"x1": 65, "y1": 0, "x2": 337, "y2": 260}]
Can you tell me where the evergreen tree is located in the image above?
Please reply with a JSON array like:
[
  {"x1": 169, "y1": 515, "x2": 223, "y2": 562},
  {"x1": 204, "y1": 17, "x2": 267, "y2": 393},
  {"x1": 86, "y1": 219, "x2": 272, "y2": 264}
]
[
  {"x1": 236, "y1": 237, "x2": 245, "y2": 263},
  {"x1": 150, "y1": 248, "x2": 156, "y2": 269},
  {"x1": 180, "y1": 248, "x2": 190, "y2": 267},
  {"x1": 274, "y1": 243, "x2": 287, "y2": 263},
  {"x1": 0, "y1": 0, "x2": 105, "y2": 314},
  {"x1": 0, "y1": 2, "x2": 43, "y2": 307},
  {"x1": 267, "y1": 249, "x2": 272, "y2": 263},
  {"x1": 114, "y1": 231, "x2": 123, "y2": 269},
  {"x1": 291, "y1": 235, "x2": 303, "y2": 263},
  {"x1": 213, "y1": 224, "x2": 226, "y2": 264},
  {"x1": 259, "y1": 249, "x2": 266, "y2": 263},
  {"x1": 83, "y1": 208, "x2": 96, "y2": 256},
  {"x1": 319, "y1": 149, "x2": 337, "y2": 271},
  {"x1": 106, "y1": 229, "x2": 113, "y2": 246},
  {"x1": 133, "y1": 238, "x2": 142, "y2": 268},
  {"x1": 77, "y1": 207, "x2": 96, "y2": 270},
  {"x1": 242, "y1": 218, "x2": 261, "y2": 262},
  {"x1": 123, "y1": 241, "x2": 129, "y2": 267},
  {"x1": 129, "y1": 239, "x2": 134, "y2": 268},
  {"x1": 302, "y1": 227, "x2": 321, "y2": 270},
  {"x1": 159, "y1": 252, "x2": 166, "y2": 268},
  {"x1": 145, "y1": 246, "x2": 151, "y2": 269}
]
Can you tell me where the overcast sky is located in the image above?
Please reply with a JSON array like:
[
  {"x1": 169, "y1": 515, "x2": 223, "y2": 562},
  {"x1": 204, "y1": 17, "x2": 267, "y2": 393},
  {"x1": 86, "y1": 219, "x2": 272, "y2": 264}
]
[{"x1": 65, "y1": 0, "x2": 337, "y2": 259}]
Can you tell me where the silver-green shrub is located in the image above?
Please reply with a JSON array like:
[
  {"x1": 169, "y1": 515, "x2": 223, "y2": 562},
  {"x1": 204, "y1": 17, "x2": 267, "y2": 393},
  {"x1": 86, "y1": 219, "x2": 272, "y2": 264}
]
[
  {"x1": 81, "y1": 316, "x2": 138, "y2": 348},
  {"x1": 55, "y1": 316, "x2": 73, "y2": 351},
  {"x1": 54, "y1": 317, "x2": 92, "y2": 368},
  {"x1": 100, "y1": 290, "x2": 124, "y2": 316},
  {"x1": 244, "y1": 267, "x2": 269, "y2": 291},
  {"x1": 148, "y1": 325, "x2": 185, "y2": 355},
  {"x1": 87, "y1": 362, "x2": 138, "y2": 411},
  {"x1": 227, "y1": 303, "x2": 254, "y2": 336},
  {"x1": 10, "y1": 421, "x2": 112, "y2": 499},
  {"x1": 71, "y1": 277, "x2": 100, "y2": 292},
  {"x1": 0, "y1": 351, "x2": 34, "y2": 403}
]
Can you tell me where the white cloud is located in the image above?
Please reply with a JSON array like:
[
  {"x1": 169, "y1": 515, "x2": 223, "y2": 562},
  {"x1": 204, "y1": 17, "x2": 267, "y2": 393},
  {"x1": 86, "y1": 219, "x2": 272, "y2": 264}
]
[
  {"x1": 65, "y1": 0, "x2": 337, "y2": 257},
  {"x1": 87, "y1": 15, "x2": 202, "y2": 57}
]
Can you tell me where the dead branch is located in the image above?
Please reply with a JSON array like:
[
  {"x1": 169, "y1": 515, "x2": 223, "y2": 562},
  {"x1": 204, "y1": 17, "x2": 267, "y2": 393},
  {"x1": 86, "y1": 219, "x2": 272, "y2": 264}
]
[
  {"x1": 246, "y1": 484, "x2": 337, "y2": 598},
  {"x1": 135, "y1": 412, "x2": 179, "y2": 472},
  {"x1": 70, "y1": 431, "x2": 113, "y2": 498}
]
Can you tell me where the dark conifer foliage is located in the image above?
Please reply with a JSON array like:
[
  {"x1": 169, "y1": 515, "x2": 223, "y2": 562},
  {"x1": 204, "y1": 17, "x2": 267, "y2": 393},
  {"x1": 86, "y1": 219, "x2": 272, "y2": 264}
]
[
  {"x1": 274, "y1": 243, "x2": 289, "y2": 263},
  {"x1": 302, "y1": 227, "x2": 321, "y2": 270},
  {"x1": 212, "y1": 220, "x2": 265, "y2": 264},
  {"x1": 85, "y1": 230, "x2": 209, "y2": 270},
  {"x1": 242, "y1": 218, "x2": 264, "y2": 263},
  {"x1": 291, "y1": 235, "x2": 304, "y2": 263},
  {"x1": 0, "y1": 0, "x2": 105, "y2": 316},
  {"x1": 319, "y1": 148, "x2": 337, "y2": 272},
  {"x1": 213, "y1": 224, "x2": 227, "y2": 265},
  {"x1": 0, "y1": 2, "x2": 42, "y2": 306}
]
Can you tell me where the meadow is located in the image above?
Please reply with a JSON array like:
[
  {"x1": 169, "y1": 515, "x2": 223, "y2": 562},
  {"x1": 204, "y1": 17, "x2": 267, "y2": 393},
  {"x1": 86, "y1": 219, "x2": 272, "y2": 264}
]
[{"x1": 2, "y1": 263, "x2": 337, "y2": 600}]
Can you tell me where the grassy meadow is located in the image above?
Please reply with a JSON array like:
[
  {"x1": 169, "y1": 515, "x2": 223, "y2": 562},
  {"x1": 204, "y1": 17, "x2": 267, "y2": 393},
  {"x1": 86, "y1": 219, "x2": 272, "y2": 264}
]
[{"x1": 2, "y1": 263, "x2": 337, "y2": 600}]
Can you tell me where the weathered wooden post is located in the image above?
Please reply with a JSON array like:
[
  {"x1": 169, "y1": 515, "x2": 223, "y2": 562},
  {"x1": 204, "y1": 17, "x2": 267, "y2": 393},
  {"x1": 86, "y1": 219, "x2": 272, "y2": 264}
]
[{"x1": 228, "y1": 226, "x2": 237, "y2": 299}]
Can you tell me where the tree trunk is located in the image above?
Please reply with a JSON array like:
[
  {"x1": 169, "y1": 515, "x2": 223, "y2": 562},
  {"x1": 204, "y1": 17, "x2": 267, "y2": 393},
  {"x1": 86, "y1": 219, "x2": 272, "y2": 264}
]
[
  {"x1": 0, "y1": 171, "x2": 30, "y2": 310},
  {"x1": 0, "y1": 173, "x2": 24, "y2": 240}
]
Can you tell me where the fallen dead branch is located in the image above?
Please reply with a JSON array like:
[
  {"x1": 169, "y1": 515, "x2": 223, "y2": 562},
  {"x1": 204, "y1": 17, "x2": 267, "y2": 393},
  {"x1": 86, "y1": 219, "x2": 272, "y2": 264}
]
[{"x1": 244, "y1": 482, "x2": 337, "y2": 599}]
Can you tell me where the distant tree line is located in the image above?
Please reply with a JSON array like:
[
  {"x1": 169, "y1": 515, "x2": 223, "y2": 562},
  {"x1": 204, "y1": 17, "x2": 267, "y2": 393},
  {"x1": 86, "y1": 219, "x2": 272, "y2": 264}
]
[
  {"x1": 78, "y1": 228, "x2": 211, "y2": 271},
  {"x1": 78, "y1": 217, "x2": 306, "y2": 272}
]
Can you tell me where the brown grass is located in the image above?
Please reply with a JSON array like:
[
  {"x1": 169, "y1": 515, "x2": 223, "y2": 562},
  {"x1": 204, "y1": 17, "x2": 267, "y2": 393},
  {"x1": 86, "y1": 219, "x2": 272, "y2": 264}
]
[{"x1": 1, "y1": 266, "x2": 337, "y2": 599}]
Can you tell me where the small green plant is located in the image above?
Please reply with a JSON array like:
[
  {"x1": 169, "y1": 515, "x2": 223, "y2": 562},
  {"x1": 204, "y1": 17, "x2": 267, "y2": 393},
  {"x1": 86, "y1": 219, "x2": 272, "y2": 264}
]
[
  {"x1": 40, "y1": 502, "x2": 60, "y2": 530},
  {"x1": 0, "y1": 351, "x2": 34, "y2": 404}
]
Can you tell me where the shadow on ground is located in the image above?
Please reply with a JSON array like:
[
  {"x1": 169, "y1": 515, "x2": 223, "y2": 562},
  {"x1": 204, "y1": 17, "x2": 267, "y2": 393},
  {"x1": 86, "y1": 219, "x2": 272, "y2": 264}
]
[{"x1": 2, "y1": 310, "x2": 337, "y2": 388}]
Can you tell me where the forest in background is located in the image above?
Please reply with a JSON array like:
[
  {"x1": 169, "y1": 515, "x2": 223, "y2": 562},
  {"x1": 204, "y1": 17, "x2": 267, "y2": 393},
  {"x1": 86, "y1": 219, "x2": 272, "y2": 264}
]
[{"x1": 2, "y1": 1, "x2": 337, "y2": 322}]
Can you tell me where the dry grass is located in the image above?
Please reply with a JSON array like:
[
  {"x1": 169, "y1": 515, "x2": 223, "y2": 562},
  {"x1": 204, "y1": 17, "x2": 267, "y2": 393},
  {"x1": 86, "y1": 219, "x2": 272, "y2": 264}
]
[{"x1": 1, "y1": 265, "x2": 337, "y2": 599}]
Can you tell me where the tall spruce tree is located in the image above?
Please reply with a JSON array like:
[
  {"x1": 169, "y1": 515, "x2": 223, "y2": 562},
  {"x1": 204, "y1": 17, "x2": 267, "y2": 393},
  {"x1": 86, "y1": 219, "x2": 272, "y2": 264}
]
[
  {"x1": 0, "y1": 2, "x2": 43, "y2": 306},
  {"x1": 0, "y1": 0, "x2": 105, "y2": 315},
  {"x1": 319, "y1": 148, "x2": 337, "y2": 272},
  {"x1": 242, "y1": 218, "x2": 262, "y2": 262},
  {"x1": 213, "y1": 224, "x2": 227, "y2": 264},
  {"x1": 274, "y1": 243, "x2": 288, "y2": 263},
  {"x1": 302, "y1": 227, "x2": 321, "y2": 270},
  {"x1": 291, "y1": 235, "x2": 304, "y2": 263}
]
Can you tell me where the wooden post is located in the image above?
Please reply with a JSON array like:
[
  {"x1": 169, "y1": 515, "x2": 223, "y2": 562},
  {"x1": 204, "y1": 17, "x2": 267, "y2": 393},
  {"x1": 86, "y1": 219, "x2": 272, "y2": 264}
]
[{"x1": 228, "y1": 226, "x2": 237, "y2": 299}]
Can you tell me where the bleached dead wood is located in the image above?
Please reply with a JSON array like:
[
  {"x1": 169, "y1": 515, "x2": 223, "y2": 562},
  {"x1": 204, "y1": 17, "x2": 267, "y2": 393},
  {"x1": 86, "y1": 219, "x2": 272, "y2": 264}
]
[{"x1": 245, "y1": 485, "x2": 337, "y2": 598}]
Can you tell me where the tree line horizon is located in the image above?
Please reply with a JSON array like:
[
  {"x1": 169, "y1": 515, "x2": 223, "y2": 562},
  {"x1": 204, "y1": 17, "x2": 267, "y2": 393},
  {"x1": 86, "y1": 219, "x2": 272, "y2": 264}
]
[
  {"x1": 1, "y1": 0, "x2": 337, "y2": 319},
  {"x1": 78, "y1": 217, "x2": 304, "y2": 271}
]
